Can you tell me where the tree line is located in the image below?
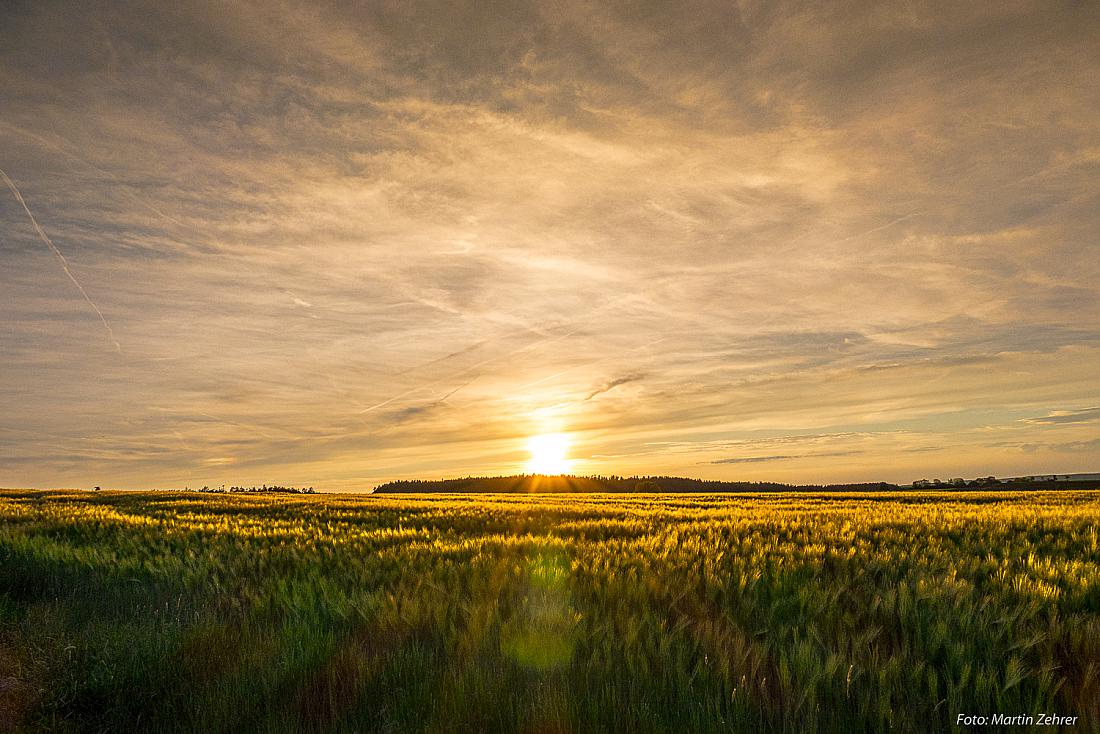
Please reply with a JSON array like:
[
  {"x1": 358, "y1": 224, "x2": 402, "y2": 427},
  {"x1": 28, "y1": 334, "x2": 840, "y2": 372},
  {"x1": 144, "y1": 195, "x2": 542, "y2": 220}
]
[
  {"x1": 372, "y1": 474, "x2": 899, "y2": 494},
  {"x1": 189, "y1": 484, "x2": 316, "y2": 494}
]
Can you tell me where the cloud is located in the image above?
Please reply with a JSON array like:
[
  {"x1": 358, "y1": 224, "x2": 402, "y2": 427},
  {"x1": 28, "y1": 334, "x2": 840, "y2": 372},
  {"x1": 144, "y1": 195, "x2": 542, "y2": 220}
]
[
  {"x1": 1053, "y1": 438, "x2": 1100, "y2": 453},
  {"x1": 1001, "y1": 437, "x2": 1100, "y2": 455},
  {"x1": 707, "y1": 451, "x2": 862, "y2": 465},
  {"x1": 584, "y1": 372, "x2": 645, "y2": 401},
  {"x1": 1022, "y1": 407, "x2": 1100, "y2": 426},
  {"x1": 1, "y1": 0, "x2": 1098, "y2": 489}
]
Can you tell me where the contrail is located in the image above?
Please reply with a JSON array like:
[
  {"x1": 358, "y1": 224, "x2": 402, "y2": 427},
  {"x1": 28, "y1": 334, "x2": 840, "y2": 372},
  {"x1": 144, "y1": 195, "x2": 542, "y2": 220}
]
[
  {"x1": 0, "y1": 121, "x2": 188, "y2": 228},
  {"x1": 838, "y1": 212, "x2": 922, "y2": 242},
  {"x1": 1, "y1": 167, "x2": 121, "y2": 352}
]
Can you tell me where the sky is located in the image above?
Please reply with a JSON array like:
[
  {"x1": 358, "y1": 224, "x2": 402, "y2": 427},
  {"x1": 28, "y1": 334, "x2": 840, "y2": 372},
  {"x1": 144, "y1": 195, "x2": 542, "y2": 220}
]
[{"x1": 1, "y1": 1, "x2": 1098, "y2": 491}]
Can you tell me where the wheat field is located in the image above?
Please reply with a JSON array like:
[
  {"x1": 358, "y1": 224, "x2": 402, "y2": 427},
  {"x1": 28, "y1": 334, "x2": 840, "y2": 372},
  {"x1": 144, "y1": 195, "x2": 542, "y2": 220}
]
[{"x1": 1, "y1": 489, "x2": 1098, "y2": 732}]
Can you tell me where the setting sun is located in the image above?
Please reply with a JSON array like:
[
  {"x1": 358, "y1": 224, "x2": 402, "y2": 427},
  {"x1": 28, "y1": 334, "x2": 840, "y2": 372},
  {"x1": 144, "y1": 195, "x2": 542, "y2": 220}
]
[{"x1": 525, "y1": 433, "x2": 573, "y2": 475}]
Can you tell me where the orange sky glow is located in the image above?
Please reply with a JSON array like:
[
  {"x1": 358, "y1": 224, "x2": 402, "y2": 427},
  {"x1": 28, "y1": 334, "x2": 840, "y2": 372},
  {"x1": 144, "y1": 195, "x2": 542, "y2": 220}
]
[{"x1": 1, "y1": 2, "x2": 1098, "y2": 490}]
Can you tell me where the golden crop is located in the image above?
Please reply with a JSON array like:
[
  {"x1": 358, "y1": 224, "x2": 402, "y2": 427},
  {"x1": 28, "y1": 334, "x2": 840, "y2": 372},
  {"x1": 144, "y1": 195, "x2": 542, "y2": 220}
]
[{"x1": 0, "y1": 489, "x2": 1097, "y2": 733}]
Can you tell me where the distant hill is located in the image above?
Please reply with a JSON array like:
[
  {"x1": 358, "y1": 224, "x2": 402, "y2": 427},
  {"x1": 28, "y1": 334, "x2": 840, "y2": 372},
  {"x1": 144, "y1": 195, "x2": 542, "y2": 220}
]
[{"x1": 372, "y1": 475, "x2": 899, "y2": 494}]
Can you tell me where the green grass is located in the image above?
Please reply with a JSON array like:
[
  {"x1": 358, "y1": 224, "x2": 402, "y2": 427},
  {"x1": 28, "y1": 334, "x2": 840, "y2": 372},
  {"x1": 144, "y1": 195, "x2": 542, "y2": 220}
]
[{"x1": 1, "y1": 489, "x2": 1098, "y2": 732}]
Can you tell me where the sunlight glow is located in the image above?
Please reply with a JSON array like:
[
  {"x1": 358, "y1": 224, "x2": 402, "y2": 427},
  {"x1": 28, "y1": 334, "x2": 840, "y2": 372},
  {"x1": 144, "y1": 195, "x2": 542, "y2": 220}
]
[{"x1": 525, "y1": 433, "x2": 574, "y2": 475}]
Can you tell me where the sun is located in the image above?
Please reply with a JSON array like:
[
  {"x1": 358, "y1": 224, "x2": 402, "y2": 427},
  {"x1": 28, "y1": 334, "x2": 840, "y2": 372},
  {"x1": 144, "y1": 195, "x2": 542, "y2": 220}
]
[{"x1": 525, "y1": 433, "x2": 573, "y2": 475}]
